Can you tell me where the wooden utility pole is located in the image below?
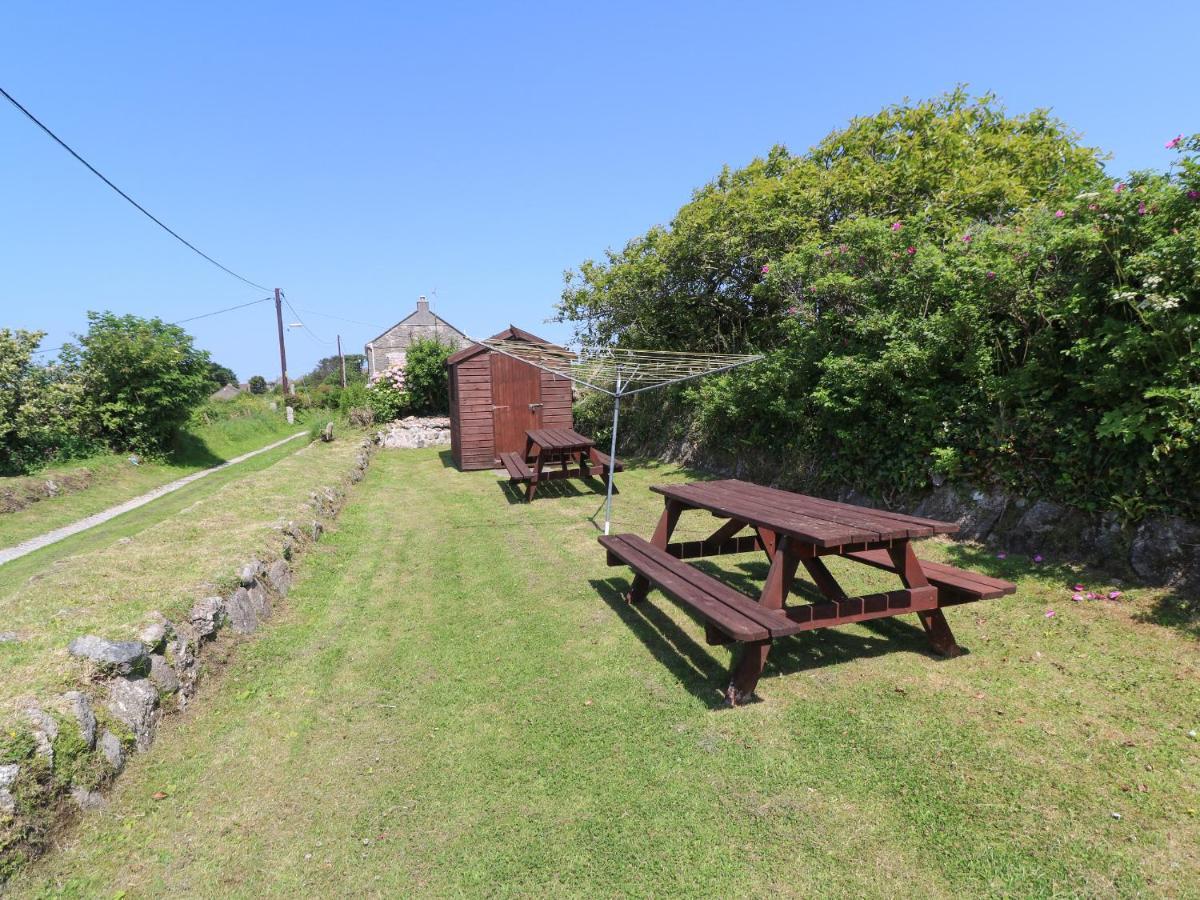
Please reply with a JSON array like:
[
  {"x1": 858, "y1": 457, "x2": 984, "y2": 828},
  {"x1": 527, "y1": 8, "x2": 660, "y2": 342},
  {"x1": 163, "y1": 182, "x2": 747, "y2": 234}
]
[
  {"x1": 274, "y1": 287, "x2": 290, "y2": 396},
  {"x1": 337, "y1": 334, "x2": 346, "y2": 388}
]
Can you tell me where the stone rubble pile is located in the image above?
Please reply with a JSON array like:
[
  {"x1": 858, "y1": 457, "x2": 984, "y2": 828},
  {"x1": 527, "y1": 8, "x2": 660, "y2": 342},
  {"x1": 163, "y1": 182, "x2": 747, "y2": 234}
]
[{"x1": 378, "y1": 416, "x2": 451, "y2": 449}]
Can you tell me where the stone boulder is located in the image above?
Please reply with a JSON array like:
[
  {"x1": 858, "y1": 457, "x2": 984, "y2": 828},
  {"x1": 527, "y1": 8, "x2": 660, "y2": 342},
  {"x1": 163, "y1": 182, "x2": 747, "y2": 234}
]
[
  {"x1": 1131, "y1": 516, "x2": 1200, "y2": 590},
  {"x1": 67, "y1": 635, "x2": 149, "y2": 675},
  {"x1": 106, "y1": 678, "x2": 160, "y2": 752}
]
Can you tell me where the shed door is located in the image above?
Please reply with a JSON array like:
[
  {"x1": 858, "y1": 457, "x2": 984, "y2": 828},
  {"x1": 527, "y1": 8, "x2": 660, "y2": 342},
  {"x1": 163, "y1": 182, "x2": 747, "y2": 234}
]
[{"x1": 490, "y1": 353, "x2": 542, "y2": 457}]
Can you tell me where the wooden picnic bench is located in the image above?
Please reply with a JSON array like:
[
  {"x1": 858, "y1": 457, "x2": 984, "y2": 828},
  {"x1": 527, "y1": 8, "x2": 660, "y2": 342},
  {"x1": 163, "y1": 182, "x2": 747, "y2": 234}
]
[
  {"x1": 599, "y1": 478, "x2": 1015, "y2": 704},
  {"x1": 502, "y1": 428, "x2": 623, "y2": 501}
]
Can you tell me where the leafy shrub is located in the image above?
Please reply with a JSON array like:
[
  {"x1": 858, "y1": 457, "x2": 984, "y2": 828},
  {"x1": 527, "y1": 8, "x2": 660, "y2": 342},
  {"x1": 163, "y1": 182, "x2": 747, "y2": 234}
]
[
  {"x1": 248, "y1": 375, "x2": 268, "y2": 394},
  {"x1": 559, "y1": 91, "x2": 1200, "y2": 519},
  {"x1": 404, "y1": 338, "x2": 454, "y2": 416},
  {"x1": 65, "y1": 312, "x2": 214, "y2": 456},
  {"x1": 0, "y1": 329, "x2": 93, "y2": 474}
]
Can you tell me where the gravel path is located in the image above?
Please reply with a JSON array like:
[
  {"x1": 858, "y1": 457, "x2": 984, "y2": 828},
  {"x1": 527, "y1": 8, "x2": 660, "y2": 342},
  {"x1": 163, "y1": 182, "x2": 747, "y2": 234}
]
[{"x1": 0, "y1": 431, "x2": 308, "y2": 566}]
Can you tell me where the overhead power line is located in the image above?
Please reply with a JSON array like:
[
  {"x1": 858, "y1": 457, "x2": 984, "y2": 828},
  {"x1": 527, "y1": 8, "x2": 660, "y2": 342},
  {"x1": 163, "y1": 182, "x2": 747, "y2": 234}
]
[
  {"x1": 281, "y1": 293, "x2": 333, "y2": 345},
  {"x1": 30, "y1": 295, "x2": 274, "y2": 354},
  {"x1": 0, "y1": 85, "x2": 269, "y2": 292},
  {"x1": 292, "y1": 307, "x2": 386, "y2": 332}
]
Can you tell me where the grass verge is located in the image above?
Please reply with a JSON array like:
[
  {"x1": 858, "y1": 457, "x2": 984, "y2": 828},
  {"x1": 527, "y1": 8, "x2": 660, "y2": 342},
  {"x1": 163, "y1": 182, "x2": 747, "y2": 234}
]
[
  {"x1": 9, "y1": 450, "x2": 1197, "y2": 897},
  {"x1": 0, "y1": 396, "x2": 308, "y2": 550},
  {"x1": 0, "y1": 433, "x2": 367, "y2": 724}
]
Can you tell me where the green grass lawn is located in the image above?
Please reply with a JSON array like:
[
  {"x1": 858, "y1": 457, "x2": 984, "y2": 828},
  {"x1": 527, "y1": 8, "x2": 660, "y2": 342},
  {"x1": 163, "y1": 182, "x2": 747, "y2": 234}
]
[
  {"x1": 0, "y1": 435, "x2": 366, "y2": 725},
  {"x1": 10, "y1": 450, "x2": 1199, "y2": 897},
  {"x1": 0, "y1": 397, "x2": 306, "y2": 550}
]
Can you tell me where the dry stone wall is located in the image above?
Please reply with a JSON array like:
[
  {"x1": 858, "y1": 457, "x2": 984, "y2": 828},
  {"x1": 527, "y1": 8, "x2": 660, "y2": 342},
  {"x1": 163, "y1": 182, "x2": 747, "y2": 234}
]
[
  {"x1": 378, "y1": 416, "x2": 451, "y2": 449},
  {"x1": 0, "y1": 435, "x2": 378, "y2": 884}
]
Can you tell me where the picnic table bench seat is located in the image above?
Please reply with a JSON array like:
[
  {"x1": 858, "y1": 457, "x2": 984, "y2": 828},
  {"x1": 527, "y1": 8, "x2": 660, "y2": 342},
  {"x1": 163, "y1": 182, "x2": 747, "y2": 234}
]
[
  {"x1": 599, "y1": 533, "x2": 805, "y2": 642},
  {"x1": 500, "y1": 450, "x2": 534, "y2": 482},
  {"x1": 844, "y1": 548, "x2": 1016, "y2": 605},
  {"x1": 585, "y1": 448, "x2": 623, "y2": 475}
]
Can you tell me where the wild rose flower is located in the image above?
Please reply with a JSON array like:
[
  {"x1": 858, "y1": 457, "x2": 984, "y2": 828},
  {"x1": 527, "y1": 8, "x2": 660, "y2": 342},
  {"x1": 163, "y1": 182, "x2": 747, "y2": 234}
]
[
  {"x1": 1055, "y1": 210, "x2": 1066, "y2": 218},
  {"x1": 906, "y1": 245, "x2": 917, "y2": 255},
  {"x1": 1115, "y1": 183, "x2": 1126, "y2": 193},
  {"x1": 1138, "y1": 201, "x2": 1147, "y2": 215},
  {"x1": 962, "y1": 234, "x2": 973, "y2": 243},
  {"x1": 761, "y1": 264, "x2": 770, "y2": 274},
  {"x1": 1088, "y1": 203, "x2": 1099, "y2": 210},
  {"x1": 1188, "y1": 190, "x2": 1200, "y2": 201},
  {"x1": 891, "y1": 221, "x2": 903, "y2": 231},
  {"x1": 1166, "y1": 135, "x2": 1183, "y2": 149},
  {"x1": 986, "y1": 271, "x2": 996, "y2": 280}
]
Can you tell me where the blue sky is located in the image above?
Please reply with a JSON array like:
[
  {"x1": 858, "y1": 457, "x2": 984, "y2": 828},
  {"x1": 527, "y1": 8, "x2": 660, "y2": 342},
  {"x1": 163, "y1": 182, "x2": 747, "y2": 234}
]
[{"x1": 2, "y1": 1, "x2": 1194, "y2": 381}]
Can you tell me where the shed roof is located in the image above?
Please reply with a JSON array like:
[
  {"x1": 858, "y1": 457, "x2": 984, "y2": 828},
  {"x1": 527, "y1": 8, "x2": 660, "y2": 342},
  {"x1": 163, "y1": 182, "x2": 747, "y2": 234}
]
[{"x1": 445, "y1": 325, "x2": 564, "y2": 367}]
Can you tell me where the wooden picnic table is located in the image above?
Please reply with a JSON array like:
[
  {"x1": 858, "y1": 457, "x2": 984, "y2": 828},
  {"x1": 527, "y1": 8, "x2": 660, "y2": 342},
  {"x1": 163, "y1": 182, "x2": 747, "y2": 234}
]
[
  {"x1": 599, "y1": 478, "x2": 1015, "y2": 704},
  {"x1": 499, "y1": 428, "x2": 623, "y2": 501}
]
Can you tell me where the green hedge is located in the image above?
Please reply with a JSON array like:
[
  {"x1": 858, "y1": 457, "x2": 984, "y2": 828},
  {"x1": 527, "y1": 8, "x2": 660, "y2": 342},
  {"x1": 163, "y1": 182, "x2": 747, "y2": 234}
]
[{"x1": 560, "y1": 92, "x2": 1200, "y2": 521}]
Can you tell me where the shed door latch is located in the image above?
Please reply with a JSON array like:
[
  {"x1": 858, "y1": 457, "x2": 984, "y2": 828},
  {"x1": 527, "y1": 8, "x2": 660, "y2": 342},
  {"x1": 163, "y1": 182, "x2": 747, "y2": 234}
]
[{"x1": 528, "y1": 403, "x2": 543, "y2": 410}]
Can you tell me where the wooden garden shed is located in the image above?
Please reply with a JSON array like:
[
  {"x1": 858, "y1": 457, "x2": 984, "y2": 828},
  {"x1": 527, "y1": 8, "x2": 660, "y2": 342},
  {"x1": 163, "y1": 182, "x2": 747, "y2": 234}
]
[{"x1": 445, "y1": 326, "x2": 574, "y2": 470}]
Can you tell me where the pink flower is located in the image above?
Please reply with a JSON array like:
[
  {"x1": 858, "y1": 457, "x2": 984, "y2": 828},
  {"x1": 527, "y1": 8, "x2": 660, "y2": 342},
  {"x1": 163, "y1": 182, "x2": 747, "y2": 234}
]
[
  {"x1": 1166, "y1": 134, "x2": 1183, "y2": 149},
  {"x1": 1108, "y1": 590, "x2": 1122, "y2": 600},
  {"x1": 761, "y1": 264, "x2": 770, "y2": 274},
  {"x1": 1045, "y1": 610, "x2": 1056, "y2": 618},
  {"x1": 986, "y1": 271, "x2": 996, "y2": 280},
  {"x1": 787, "y1": 305, "x2": 798, "y2": 315},
  {"x1": 1033, "y1": 554, "x2": 1044, "y2": 563},
  {"x1": 891, "y1": 221, "x2": 903, "y2": 232},
  {"x1": 962, "y1": 234, "x2": 973, "y2": 244},
  {"x1": 1088, "y1": 203, "x2": 1099, "y2": 211},
  {"x1": 996, "y1": 551, "x2": 1007, "y2": 559},
  {"x1": 1072, "y1": 593, "x2": 1084, "y2": 602},
  {"x1": 1138, "y1": 201, "x2": 1147, "y2": 215},
  {"x1": 1087, "y1": 591, "x2": 1099, "y2": 600},
  {"x1": 1055, "y1": 210, "x2": 1066, "y2": 218},
  {"x1": 1073, "y1": 583, "x2": 1085, "y2": 591},
  {"x1": 1189, "y1": 190, "x2": 1200, "y2": 201},
  {"x1": 838, "y1": 244, "x2": 848, "y2": 254},
  {"x1": 1115, "y1": 183, "x2": 1126, "y2": 193},
  {"x1": 906, "y1": 245, "x2": 916, "y2": 255}
]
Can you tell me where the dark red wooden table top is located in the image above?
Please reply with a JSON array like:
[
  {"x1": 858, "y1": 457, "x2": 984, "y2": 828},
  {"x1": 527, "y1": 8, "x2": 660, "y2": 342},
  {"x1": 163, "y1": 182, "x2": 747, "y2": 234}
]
[
  {"x1": 526, "y1": 428, "x2": 596, "y2": 451},
  {"x1": 650, "y1": 479, "x2": 958, "y2": 548}
]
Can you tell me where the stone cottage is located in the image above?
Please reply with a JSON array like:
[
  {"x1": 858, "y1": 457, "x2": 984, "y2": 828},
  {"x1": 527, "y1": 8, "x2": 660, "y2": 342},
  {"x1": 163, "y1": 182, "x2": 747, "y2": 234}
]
[{"x1": 365, "y1": 296, "x2": 470, "y2": 379}]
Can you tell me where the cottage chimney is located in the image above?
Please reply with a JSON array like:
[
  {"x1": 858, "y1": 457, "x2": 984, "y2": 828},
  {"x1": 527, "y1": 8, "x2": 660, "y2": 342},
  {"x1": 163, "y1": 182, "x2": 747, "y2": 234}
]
[{"x1": 417, "y1": 295, "x2": 429, "y2": 314}]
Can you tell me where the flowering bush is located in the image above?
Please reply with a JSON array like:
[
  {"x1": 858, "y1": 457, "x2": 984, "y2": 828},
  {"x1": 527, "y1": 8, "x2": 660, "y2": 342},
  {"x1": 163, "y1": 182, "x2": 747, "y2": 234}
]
[
  {"x1": 367, "y1": 364, "x2": 409, "y2": 423},
  {"x1": 564, "y1": 91, "x2": 1200, "y2": 520}
]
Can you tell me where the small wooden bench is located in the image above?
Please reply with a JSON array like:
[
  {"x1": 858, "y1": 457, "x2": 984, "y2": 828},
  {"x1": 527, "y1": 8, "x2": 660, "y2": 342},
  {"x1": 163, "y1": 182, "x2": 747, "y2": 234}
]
[
  {"x1": 599, "y1": 533, "x2": 803, "y2": 643},
  {"x1": 844, "y1": 548, "x2": 1015, "y2": 605},
  {"x1": 588, "y1": 449, "x2": 624, "y2": 475},
  {"x1": 500, "y1": 451, "x2": 534, "y2": 482}
]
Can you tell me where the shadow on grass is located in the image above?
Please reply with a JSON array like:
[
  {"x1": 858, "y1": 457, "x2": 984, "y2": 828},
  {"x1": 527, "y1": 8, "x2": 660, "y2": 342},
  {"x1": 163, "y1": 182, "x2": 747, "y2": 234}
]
[
  {"x1": 1137, "y1": 591, "x2": 1200, "y2": 638},
  {"x1": 495, "y1": 477, "x2": 611, "y2": 505},
  {"x1": 590, "y1": 575, "x2": 947, "y2": 709},
  {"x1": 437, "y1": 450, "x2": 456, "y2": 468},
  {"x1": 167, "y1": 430, "x2": 225, "y2": 468}
]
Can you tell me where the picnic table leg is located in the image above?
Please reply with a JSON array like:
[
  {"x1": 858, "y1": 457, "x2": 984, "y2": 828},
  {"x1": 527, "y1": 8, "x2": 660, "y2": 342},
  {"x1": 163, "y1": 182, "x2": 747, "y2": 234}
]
[
  {"x1": 726, "y1": 536, "x2": 799, "y2": 704},
  {"x1": 626, "y1": 499, "x2": 683, "y2": 604},
  {"x1": 525, "y1": 447, "x2": 546, "y2": 502},
  {"x1": 727, "y1": 639, "x2": 772, "y2": 706},
  {"x1": 886, "y1": 541, "x2": 962, "y2": 657}
]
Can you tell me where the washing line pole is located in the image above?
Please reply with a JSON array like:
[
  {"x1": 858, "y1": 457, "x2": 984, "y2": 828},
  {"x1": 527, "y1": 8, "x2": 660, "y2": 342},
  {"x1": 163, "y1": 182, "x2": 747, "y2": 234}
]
[{"x1": 603, "y1": 366, "x2": 623, "y2": 536}]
